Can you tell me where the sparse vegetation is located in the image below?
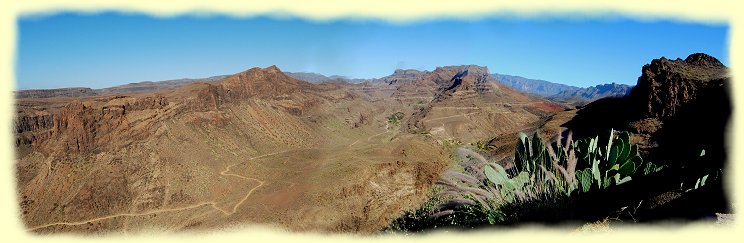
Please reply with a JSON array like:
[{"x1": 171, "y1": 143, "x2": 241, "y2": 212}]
[
  {"x1": 441, "y1": 138, "x2": 463, "y2": 148},
  {"x1": 409, "y1": 129, "x2": 431, "y2": 135},
  {"x1": 387, "y1": 112, "x2": 405, "y2": 126},
  {"x1": 473, "y1": 137, "x2": 495, "y2": 152},
  {"x1": 388, "y1": 128, "x2": 667, "y2": 231}
]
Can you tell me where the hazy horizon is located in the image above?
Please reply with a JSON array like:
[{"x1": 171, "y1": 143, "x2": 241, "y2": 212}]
[{"x1": 17, "y1": 12, "x2": 728, "y2": 90}]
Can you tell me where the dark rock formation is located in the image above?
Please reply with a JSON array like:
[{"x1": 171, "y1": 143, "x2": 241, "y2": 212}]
[
  {"x1": 629, "y1": 53, "x2": 728, "y2": 119},
  {"x1": 565, "y1": 53, "x2": 730, "y2": 166},
  {"x1": 563, "y1": 53, "x2": 731, "y2": 221}
]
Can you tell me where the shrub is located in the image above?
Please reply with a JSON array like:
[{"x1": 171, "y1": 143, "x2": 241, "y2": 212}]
[
  {"x1": 387, "y1": 112, "x2": 405, "y2": 125},
  {"x1": 474, "y1": 137, "x2": 495, "y2": 152}
]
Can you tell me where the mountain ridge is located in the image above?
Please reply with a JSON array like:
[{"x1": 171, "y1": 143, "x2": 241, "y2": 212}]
[{"x1": 17, "y1": 67, "x2": 630, "y2": 106}]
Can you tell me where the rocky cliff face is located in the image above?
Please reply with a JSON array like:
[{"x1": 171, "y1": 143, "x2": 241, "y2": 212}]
[
  {"x1": 436, "y1": 65, "x2": 495, "y2": 92},
  {"x1": 629, "y1": 53, "x2": 728, "y2": 119},
  {"x1": 392, "y1": 65, "x2": 511, "y2": 100},
  {"x1": 401, "y1": 65, "x2": 561, "y2": 135},
  {"x1": 564, "y1": 53, "x2": 730, "y2": 168},
  {"x1": 560, "y1": 53, "x2": 731, "y2": 221},
  {"x1": 15, "y1": 95, "x2": 170, "y2": 154}
]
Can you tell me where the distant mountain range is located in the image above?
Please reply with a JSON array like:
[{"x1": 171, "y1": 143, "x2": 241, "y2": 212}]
[
  {"x1": 16, "y1": 69, "x2": 631, "y2": 105},
  {"x1": 14, "y1": 75, "x2": 228, "y2": 98},
  {"x1": 285, "y1": 71, "x2": 633, "y2": 105},
  {"x1": 284, "y1": 72, "x2": 370, "y2": 84},
  {"x1": 491, "y1": 73, "x2": 632, "y2": 106},
  {"x1": 491, "y1": 73, "x2": 579, "y2": 97},
  {"x1": 548, "y1": 83, "x2": 632, "y2": 106}
]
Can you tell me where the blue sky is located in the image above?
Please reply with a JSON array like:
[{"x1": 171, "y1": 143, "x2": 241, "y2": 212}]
[{"x1": 16, "y1": 12, "x2": 728, "y2": 89}]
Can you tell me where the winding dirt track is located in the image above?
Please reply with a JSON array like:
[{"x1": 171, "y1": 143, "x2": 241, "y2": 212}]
[
  {"x1": 28, "y1": 128, "x2": 394, "y2": 232},
  {"x1": 421, "y1": 112, "x2": 480, "y2": 123},
  {"x1": 367, "y1": 130, "x2": 390, "y2": 142},
  {"x1": 27, "y1": 151, "x2": 282, "y2": 232}
]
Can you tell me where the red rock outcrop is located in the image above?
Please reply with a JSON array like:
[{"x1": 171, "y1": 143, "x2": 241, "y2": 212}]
[{"x1": 15, "y1": 95, "x2": 170, "y2": 154}]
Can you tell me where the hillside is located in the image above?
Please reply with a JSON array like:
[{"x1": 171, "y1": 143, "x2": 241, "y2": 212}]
[
  {"x1": 17, "y1": 55, "x2": 723, "y2": 234},
  {"x1": 385, "y1": 53, "x2": 731, "y2": 232},
  {"x1": 15, "y1": 65, "x2": 497, "y2": 234},
  {"x1": 97, "y1": 75, "x2": 228, "y2": 95},
  {"x1": 397, "y1": 65, "x2": 564, "y2": 144}
]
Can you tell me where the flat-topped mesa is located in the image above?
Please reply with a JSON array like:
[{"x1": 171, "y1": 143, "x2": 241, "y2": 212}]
[
  {"x1": 15, "y1": 87, "x2": 99, "y2": 99},
  {"x1": 383, "y1": 69, "x2": 429, "y2": 85},
  {"x1": 434, "y1": 65, "x2": 496, "y2": 92},
  {"x1": 391, "y1": 65, "x2": 501, "y2": 98},
  {"x1": 629, "y1": 53, "x2": 729, "y2": 119},
  {"x1": 429, "y1": 65, "x2": 524, "y2": 104}
]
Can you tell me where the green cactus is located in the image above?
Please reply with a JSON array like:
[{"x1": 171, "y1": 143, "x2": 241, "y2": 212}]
[
  {"x1": 571, "y1": 130, "x2": 651, "y2": 191},
  {"x1": 484, "y1": 163, "x2": 530, "y2": 203},
  {"x1": 492, "y1": 128, "x2": 660, "y2": 206},
  {"x1": 576, "y1": 168, "x2": 593, "y2": 193},
  {"x1": 642, "y1": 161, "x2": 665, "y2": 176}
]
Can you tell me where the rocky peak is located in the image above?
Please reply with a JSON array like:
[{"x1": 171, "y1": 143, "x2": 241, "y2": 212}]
[
  {"x1": 219, "y1": 65, "x2": 310, "y2": 100},
  {"x1": 684, "y1": 53, "x2": 725, "y2": 67},
  {"x1": 229, "y1": 66, "x2": 295, "y2": 83},
  {"x1": 630, "y1": 53, "x2": 728, "y2": 119}
]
